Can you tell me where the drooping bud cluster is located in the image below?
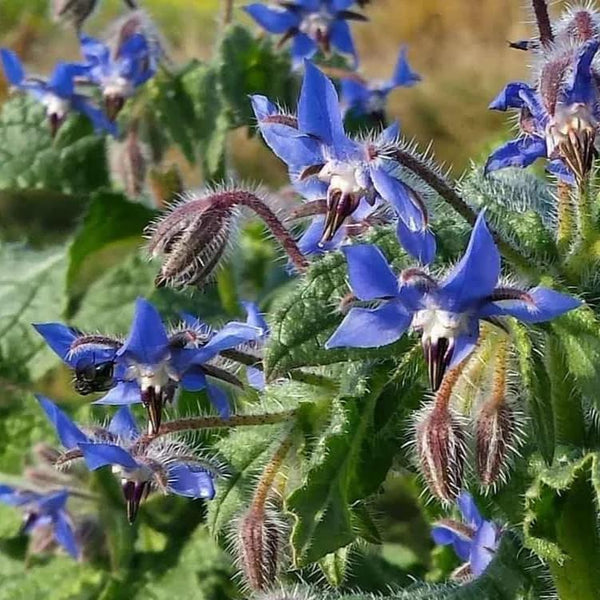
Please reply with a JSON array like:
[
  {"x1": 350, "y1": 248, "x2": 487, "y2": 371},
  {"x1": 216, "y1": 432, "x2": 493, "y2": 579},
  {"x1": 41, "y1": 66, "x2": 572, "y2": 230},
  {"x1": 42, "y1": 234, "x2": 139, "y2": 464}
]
[{"x1": 146, "y1": 187, "x2": 309, "y2": 289}]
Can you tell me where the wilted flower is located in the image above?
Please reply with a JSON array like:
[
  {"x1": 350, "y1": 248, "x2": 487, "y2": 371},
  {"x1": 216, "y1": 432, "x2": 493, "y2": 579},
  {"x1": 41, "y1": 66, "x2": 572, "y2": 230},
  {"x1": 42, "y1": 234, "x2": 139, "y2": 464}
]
[
  {"x1": 37, "y1": 397, "x2": 216, "y2": 523},
  {"x1": 79, "y1": 29, "x2": 160, "y2": 120},
  {"x1": 0, "y1": 486, "x2": 79, "y2": 559},
  {"x1": 340, "y1": 46, "x2": 421, "y2": 120},
  {"x1": 0, "y1": 49, "x2": 116, "y2": 136},
  {"x1": 326, "y1": 212, "x2": 581, "y2": 389},
  {"x1": 34, "y1": 297, "x2": 262, "y2": 432},
  {"x1": 244, "y1": 0, "x2": 366, "y2": 68},
  {"x1": 486, "y1": 37, "x2": 600, "y2": 183},
  {"x1": 431, "y1": 491, "x2": 500, "y2": 578},
  {"x1": 251, "y1": 62, "x2": 435, "y2": 262}
]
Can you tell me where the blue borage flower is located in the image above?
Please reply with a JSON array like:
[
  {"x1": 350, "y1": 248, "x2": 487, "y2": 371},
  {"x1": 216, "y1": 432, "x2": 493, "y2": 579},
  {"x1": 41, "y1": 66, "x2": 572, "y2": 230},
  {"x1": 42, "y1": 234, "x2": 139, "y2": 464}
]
[
  {"x1": 79, "y1": 29, "x2": 159, "y2": 121},
  {"x1": 431, "y1": 491, "x2": 500, "y2": 579},
  {"x1": 326, "y1": 212, "x2": 581, "y2": 389},
  {"x1": 486, "y1": 38, "x2": 600, "y2": 183},
  {"x1": 0, "y1": 486, "x2": 79, "y2": 559},
  {"x1": 244, "y1": 0, "x2": 366, "y2": 68},
  {"x1": 340, "y1": 46, "x2": 421, "y2": 119},
  {"x1": 33, "y1": 297, "x2": 262, "y2": 432},
  {"x1": 0, "y1": 48, "x2": 116, "y2": 137},
  {"x1": 251, "y1": 61, "x2": 435, "y2": 263},
  {"x1": 37, "y1": 397, "x2": 217, "y2": 523}
]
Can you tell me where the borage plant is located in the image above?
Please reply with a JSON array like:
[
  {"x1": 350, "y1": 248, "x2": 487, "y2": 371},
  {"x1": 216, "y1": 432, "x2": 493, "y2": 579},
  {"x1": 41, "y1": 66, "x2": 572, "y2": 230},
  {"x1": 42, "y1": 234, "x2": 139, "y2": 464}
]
[{"x1": 0, "y1": 1, "x2": 599, "y2": 599}]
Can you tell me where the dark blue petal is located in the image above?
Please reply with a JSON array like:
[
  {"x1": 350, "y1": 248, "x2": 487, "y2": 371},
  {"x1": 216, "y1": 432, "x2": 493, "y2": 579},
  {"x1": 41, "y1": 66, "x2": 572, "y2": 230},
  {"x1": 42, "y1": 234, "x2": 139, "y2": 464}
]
[
  {"x1": 342, "y1": 244, "x2": 399, "y2": 300},
  {"x1": 79, "y1": 34, "x2": 110, "y2": 65},
  {"x1": 331, "y1": 0, "x2": 355, "y2": 9},
  {"x1": 377, "y1": 121, "x2": 401, "y2": 145},
  {"x1": 93, "y1": 381, "x2": 141, "y2": 406},
  {"x1": 329, "y1": 20, "x2": 357, "y2": 64},
  {"x1": 54, "y1": 511, "x2": 79, "y2": 559},
  {"x1": 180, "y1": 366, "x2": 207, "y2": 392},
  {"x1": 325, "y1": 301, "x2": 411, "y2": 348},
  {"x1": 439, "y1": 212, "x2": 500, "y2": 311},
  {"x1": 0, "y1": 48, "x2": 25, "y2": 86},
  {"x1": 457, "y1": 491, "x2": 483, "y2": 528},
  {"x1": 479, "y1": 287, "x2": 581, "y2": 323},
  {"x1": 488, "y1": 81, "x2": 547, "y2": 125},
  {"x1": 250, "y1": 96, "x2": 323, "y2": 167},
  {"x1": 36, "y1": 396, "x2": 88, "y2": 450},
  {"x1": 47, "y1": 62, "x2": 88, "y2": 98},
  {"x1": 78, "y1": 442, "x2": 139, "y2": 470},
  {"x1": 117, "y1": 298, "x2": 169, "y2": 365},
  {"x1": 33, "y1": 323, "x2": 79, "y2": 366},
  {"x1": 431, "y1": 524, "x2": 472, "y2": 561},
  {"x1": 298, "y1": 61, "x2": 351, "y2": 154},
  {"x1": 470, "y1": 521, "x2": 498, "y2": 577},
  {"x1": 168, "y1": 464, "x2": 215, "y2": 499},
  {"x1": 207, "y1": 383, "x2": 230, "y2": 418},
  {"x1": 396, "y1": 218, "x2": 436, "y2": 265},
  {"x1": 484, "y1": 136, "x2": 547, "y2": 173},
  {"x1": 566, "y1": 39, "x2": 600, "y2": 104},
  {"x1": 37, "y1": 490, "x2": 69, "y2": 514},
  {"x1": 546, "y1": 159, "x2": 576, "y2": 184},
  {"x1": 71, "y1": 95, "x2": 118, "y2": 136},
  {"x1": 244, "y1": 4, "x2": 299, "y2": 33},
  {"x1": 387, "y1": 46, "x2": 421, "y2": 90},
  {"x1": 291, "y1": 34, "x2": 317, "y2": 68},
  {"x1": 241, "y1": 301, "x2": 269, "y2": 337},
  {"x1": 341, "y1": 79, "x2": 369, "y2": 114},
  {"x1": 108, "y1": 407, "x2": 140, "y2": 439}
]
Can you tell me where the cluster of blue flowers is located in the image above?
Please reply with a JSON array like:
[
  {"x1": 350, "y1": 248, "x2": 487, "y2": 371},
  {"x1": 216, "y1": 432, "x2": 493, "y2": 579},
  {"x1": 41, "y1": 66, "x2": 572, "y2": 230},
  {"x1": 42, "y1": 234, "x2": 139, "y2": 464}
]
[{"x1": 0, "y1": 11, "x2": 161, "y2": 137}]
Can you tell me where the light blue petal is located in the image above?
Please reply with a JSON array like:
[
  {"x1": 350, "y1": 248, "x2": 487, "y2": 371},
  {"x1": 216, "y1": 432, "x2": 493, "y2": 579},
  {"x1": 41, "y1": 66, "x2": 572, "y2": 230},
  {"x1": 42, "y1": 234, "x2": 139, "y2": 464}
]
[
  {"x1": 108, "y1": 407, "x2": 140, "y2": 439},
  {"x1": 470, "y1": 521, "x2": 498, "y2": 577},
  {"x1": 117, "y1": 298, "x2": 169, "y2": 365},
  {"x1": 54, "y1": 512, "x2": 79, "y2": 559},
  {"x1": 457, "y1": 491, "x2": 483, "y2": 528},
  {"x1": 325, "y1": 301, "x2": 411, "y2": 348},
  {"x1": 0, "y1": 48, "x2": 25, "y2": 86},
  {"x1": 78, "y1": 442, "x2": 139, "y2": 470},
  {"x1": 387, "y1": 46, "x2": 421, "y2": 89},
  {"x1": 32, "y1": 323, "x2": 78, "y2": 366},
  {"x1": 241, "y1": 301, "x2": 269, "y2": 337},
  {"x1": 168, "y1": 464, "x2": 215, "y2": 499},
  {"x1": 207, "y1": 383, "x2": 230, "y2": 418},
  {"x1": 36, "y1": 396, "x2": 88, "y2": 450},
  {"x1": 342, "y1": 244, "x2": 399, "y2": 300},
  {"x1": 93, "y1": 381, "x2": 141, "y2": 406},
  {"x1": 396, "y1": 218, "x2": 436, "y2": 265},
  {"x1": 566, "y1": 39, "x2": 600, "y2": 104},
  {"x1": 439, "y1": 212, "x2": 500, "y2": 311},
  {"x1": 291, "y1": 33, "x2": 317, "y2": 68},
  {"x1": 485, "y1": 136, "x2": 547, "y2": 173},
  {"x1": 329, "y1": 20, "x2": 357, "y2": 63}
]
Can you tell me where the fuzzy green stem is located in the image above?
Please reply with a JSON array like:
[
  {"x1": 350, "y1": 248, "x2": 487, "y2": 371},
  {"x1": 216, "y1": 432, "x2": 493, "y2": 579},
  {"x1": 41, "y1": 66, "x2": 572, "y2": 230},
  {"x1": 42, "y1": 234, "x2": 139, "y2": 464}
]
[
  {"x1": 556, "y1": 180, "x2": 575, "y2": 254},
  {"x1": 223, "y1": 0, "x2": 234, "y2": 24},
  {"x1": 251, "y1": 434, "x2": 294, "y2": 511},
  {"x1": 577, "y1": 178, "x2": 594, "y2": 245}
]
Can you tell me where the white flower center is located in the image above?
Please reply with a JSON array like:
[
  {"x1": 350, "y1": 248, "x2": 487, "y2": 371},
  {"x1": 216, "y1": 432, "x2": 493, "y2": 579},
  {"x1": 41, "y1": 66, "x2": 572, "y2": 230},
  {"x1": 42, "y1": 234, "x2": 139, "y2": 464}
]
[
  {"x1": 412, "y1": 309, "x2": 470, "y2": 343},
  {"x1": 318, "y1": 161, "x2": 366, "y2": 196},
  {"x1": 299, "y1": 11, "x2": 332, "y2": 39},
  {"x1": 546, "y1": 101, "x2": 597, "y2": 155},
  {"x1": 103, "y1": 76, "x2": 134, "y2": 98},
  {"x1": 42, "y1": 93, "x2": 69, "y2": 119},
  {"x1": 113, "y1": 464, "x2": 153, "y2": 483},
  {"x1": 126, "y1": 361, "x2": 175, "y2": 391}
]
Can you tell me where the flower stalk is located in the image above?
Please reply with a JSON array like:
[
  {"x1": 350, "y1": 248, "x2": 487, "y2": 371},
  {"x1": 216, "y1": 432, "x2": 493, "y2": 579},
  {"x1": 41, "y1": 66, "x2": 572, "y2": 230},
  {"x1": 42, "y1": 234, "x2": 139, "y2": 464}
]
[
  {"x1": 557, "y1": 180, "x2": 575, "y2": 254},
  {"x1": 531, "y1": 0, "x2": 554, "y2": 47}
]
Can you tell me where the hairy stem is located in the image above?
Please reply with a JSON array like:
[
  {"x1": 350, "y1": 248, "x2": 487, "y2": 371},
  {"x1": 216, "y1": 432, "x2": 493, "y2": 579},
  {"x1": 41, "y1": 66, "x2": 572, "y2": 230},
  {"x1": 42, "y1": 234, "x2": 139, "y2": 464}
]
[
  {"x1": 532, "y1": 0, "x2": 554, "y2": 47},
  {"x1": 557, "y1": 180, "x2": 575, "y2": 254},
  {"x1": 224, "y1": 191, "x2": 309, "y2": 273},
  {"x1": 251, "y1": 434, "x2": 294, "y2": 511},
  {"x1": 223, "y1": 0, "x2": 234, "y2": 25},
  {"x1": 577, "y1": 177, "x2": 594, "y2": 245},
  {"x1": 489, "y1": 337, "x2": 508, "y2": 409},
  {"x1": 434, "y1": 362, "x2": 467, "y2": 413}
]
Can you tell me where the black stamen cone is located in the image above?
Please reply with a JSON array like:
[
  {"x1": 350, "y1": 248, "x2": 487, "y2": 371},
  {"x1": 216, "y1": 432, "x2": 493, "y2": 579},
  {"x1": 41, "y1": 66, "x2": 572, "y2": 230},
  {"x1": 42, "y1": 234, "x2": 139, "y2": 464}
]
[
  {"x1": 424, "y1": 337, "x2": 452, "y2": 391},
  {"x1": 105, "y1": 95, "x2": 126, "y2": 122},
  {"x1": 123, "y1": 480, "x2": 148, "y2": 524},
  {"x1": 142, "y1": 386, "x2": 163, "y2": 434}
]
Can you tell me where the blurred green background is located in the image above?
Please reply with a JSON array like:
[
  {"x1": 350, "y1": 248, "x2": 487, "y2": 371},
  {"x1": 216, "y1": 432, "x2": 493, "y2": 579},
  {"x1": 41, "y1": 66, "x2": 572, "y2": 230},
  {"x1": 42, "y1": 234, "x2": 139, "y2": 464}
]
[{"x1": 0, "y1": 0, "x2": 547, "y2": 179}]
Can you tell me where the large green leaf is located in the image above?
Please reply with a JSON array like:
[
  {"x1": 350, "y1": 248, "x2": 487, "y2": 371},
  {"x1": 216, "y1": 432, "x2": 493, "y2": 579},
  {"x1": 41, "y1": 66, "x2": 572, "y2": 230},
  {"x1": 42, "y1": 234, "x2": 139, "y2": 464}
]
[
  {"x1": 0, "y1": 243, "x2": 68, "y2": 384},
  {"x1": 0, "y1": 97, "x2": 108, "y2": 194},
  {"x1": 67, "y1": 191, "x2": 156, "y2": 299}
]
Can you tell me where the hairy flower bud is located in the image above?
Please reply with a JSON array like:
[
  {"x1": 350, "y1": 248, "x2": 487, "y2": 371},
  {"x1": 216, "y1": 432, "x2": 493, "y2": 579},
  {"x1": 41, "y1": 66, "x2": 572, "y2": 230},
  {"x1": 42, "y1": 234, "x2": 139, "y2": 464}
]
[
  {"x1": 108, "y1": 124, "x2": 147, "y2": 198},
  {"x1": 415, "y1": 402, "x2": 467, "y2": 503},
  {"x1": 51, "y1": 0, "x2": 98, "y2": 30},
  {"x1": 236, "y1": 507, "x2": 281, "y2": 591},
  {"x1": 475, "y1": 400, "x2": 516, "y2": 488}
]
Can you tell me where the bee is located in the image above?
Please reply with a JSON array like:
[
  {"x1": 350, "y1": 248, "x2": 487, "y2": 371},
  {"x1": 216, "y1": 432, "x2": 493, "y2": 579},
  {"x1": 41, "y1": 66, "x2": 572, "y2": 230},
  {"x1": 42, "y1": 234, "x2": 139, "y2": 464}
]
[{"x1": 73, "y1": 357, "x2": 115, "y2": 395}]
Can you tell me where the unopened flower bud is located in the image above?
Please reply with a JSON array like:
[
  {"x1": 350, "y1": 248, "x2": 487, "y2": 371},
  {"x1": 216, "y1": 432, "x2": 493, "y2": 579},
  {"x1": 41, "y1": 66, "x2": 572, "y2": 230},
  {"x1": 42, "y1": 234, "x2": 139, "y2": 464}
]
[
  {"x1": 475, "y1": 401, "x2": 515, "y2": 488},
  {"x1": 51, "y1": 0, "x2": 98, "y2": 30},
  {"x1": 236, "y1": 507, "x2": 281, "y2": 591},
  {"x1": 415, "y1": 403, "x2": 466, "y2": 503}
]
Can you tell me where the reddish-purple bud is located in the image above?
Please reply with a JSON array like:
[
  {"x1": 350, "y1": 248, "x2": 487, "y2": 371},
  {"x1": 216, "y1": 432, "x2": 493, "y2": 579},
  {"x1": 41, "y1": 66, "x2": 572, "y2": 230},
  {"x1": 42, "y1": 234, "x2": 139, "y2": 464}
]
[
  {"x1": 475, "y1": 401, "x2": 516, "y2": 488},
  {"x1": 236, "y1": 508, "x2": 281, "y2": 591},
  {"x1": 415, "y1": 403, "x2": 467, "y2": 503}
]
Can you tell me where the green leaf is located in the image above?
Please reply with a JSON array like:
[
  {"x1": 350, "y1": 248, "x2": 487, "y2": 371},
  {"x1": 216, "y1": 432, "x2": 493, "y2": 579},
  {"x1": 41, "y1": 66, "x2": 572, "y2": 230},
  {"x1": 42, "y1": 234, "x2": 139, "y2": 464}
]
[
  {"x1": 286, "y1": 359, "x2": 420, "y2": 566},
  {"x1": 0, "y1": 243, "x2": 68, "y2": 384},
  {"x1": 264, "y1": 228, "x2": 413, "y2": 378},
  {"x1": 319, "y1": 545, "x2": 351, "y2": 587},
  {"x1": 525, "y1": 451, "x2": 600, "y2": 600},
  {"x1": 216, "y1": 24, "x2": 296, "y2": 129},
  {"x1": 67, "y1": 191, "x2": 156, "y2": 299},
  {"x1": 0, "y1": 97, "x2": 108, "y2": 194},
  {"x1": 512, "y1": 323, "x2": 555, "y2": 464}
]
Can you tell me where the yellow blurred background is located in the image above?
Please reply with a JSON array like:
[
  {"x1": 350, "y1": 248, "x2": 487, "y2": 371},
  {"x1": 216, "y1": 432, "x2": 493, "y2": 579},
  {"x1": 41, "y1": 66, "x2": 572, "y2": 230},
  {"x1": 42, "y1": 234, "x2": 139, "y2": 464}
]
[{"x1": 0, "y1": 0, "x2": 573, "y2": 175}]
